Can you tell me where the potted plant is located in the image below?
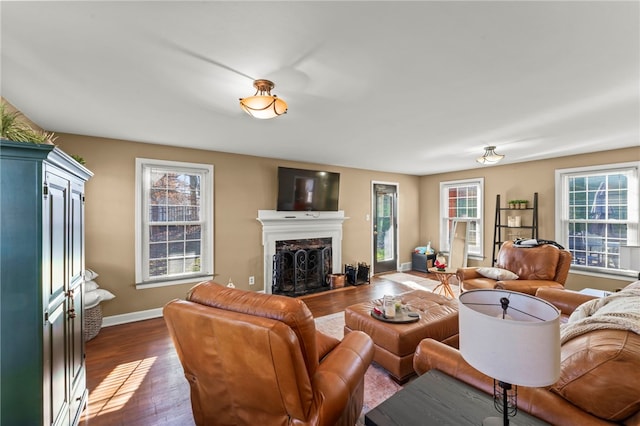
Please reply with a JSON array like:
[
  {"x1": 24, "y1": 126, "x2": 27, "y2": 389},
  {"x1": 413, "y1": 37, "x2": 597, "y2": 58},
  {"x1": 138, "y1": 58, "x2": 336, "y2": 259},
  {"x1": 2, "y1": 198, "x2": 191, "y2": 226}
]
[
  {"x1": 508, "y1": 200, "x2": 518, "y2": 209},
  {"x1": 519, "y1": 200, "x2": 528, "y2": 209},
  {"x1": 1, "y1": 102, "x2": 57, "y2": 144},
  {"x1": 1, "y1": 102, "x2": 86, "y2": 164}
]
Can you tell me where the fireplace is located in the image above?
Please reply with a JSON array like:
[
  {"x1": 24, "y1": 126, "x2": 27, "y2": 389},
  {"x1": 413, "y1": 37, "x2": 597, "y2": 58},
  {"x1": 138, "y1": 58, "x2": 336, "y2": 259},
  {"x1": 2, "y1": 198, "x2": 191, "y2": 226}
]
[
  {"x1": 273, "y1": 238, "x2": 332, "y2": 296},
  {"x1": 257, "y1": 210, "x2": 347, "y2": 295}
]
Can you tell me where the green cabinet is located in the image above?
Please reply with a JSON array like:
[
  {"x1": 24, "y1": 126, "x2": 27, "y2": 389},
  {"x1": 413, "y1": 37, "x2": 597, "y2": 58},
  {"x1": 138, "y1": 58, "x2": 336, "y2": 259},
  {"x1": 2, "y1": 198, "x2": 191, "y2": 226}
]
[{"x1": 1, "y1": 140, "x2": 92, "y2": 426}]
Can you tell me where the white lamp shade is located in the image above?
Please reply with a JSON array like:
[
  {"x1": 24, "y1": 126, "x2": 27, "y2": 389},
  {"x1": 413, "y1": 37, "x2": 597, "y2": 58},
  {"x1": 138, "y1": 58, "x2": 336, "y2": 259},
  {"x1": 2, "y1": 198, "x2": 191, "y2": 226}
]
[{"x1": 459, "y1": 289, "x2": 561, "y2": 387}]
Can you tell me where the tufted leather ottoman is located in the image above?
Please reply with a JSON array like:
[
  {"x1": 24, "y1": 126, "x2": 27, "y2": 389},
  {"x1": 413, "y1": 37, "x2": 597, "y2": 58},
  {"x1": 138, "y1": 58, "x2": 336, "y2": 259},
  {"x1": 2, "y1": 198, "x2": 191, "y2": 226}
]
[{"x1": 344, "y1": 289, "x2": 459, "y2": 383}]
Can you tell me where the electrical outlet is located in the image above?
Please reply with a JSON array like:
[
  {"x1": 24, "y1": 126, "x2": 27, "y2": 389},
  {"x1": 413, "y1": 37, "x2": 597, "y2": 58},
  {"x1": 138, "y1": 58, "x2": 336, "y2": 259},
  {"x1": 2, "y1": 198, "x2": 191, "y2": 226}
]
[{"x1": 249, "y1": 276, "x2": 255, "y2": 285}]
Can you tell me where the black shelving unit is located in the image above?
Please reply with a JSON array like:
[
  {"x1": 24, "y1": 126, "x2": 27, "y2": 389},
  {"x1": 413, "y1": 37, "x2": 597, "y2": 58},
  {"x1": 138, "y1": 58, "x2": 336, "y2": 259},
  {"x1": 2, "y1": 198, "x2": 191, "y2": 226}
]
[{"x1": 492, "y1": 192, "x2": 538, "y2": 266}]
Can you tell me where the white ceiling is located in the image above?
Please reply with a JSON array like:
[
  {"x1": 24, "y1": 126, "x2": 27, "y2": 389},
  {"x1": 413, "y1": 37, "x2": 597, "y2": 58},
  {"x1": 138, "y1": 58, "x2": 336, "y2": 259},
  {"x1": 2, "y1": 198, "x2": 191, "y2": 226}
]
[{"x1": 2, "y1": 1, "x2": 638, "y2": 175}]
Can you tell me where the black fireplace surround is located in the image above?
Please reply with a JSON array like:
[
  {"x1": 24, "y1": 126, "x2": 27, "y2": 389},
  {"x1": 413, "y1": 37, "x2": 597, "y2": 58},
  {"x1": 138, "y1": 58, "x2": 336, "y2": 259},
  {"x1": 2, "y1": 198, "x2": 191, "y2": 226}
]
[{"x1": 272, "y1": 238, "x2": 332, "y2": 296}]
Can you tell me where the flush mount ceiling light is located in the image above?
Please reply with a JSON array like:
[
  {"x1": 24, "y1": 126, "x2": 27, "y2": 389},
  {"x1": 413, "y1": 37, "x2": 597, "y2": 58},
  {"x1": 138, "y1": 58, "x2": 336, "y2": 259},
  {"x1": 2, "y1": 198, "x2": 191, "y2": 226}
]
[
  {"x1": 476, "y1": 146, "x2": 505, "y2": 165},
  {"x1": 239, "y1": 79, "x2": 288, "y2": 119}
]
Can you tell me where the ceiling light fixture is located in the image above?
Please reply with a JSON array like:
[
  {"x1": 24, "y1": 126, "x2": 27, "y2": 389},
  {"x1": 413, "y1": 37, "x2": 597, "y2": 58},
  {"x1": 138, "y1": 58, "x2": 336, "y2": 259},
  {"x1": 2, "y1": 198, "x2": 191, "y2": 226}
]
[
  {"x1": 239, "y1": 79, "x2": 288, "y2": 119},
  {"x1": 476, "y1": 146, "x2": 505, "y2": 165}
]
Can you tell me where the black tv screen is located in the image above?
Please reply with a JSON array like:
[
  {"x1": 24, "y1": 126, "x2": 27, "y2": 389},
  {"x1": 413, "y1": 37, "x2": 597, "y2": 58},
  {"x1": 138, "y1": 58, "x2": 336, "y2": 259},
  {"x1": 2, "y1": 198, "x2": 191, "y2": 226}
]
[{"x1": 277, "y1": 167, "x2": 340, "y2": 211}]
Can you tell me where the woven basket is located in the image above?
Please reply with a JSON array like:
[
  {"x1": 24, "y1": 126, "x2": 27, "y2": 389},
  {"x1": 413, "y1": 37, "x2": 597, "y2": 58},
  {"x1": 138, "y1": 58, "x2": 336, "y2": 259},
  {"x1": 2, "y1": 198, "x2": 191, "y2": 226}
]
[{"x1": 84, "y1": 303, "x2": 103, "y2": 342}]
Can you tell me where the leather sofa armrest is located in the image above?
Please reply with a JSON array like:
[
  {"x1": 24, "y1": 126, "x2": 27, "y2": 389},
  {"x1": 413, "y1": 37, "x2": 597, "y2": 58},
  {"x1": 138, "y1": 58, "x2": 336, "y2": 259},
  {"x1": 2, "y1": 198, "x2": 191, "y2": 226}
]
[
  {"x1": 518, "y1": 387, "x2": 617, "y2": 426},
  {"x1": 457, "y1": 267, "x2": 482, "y2": 282},
  {"x1": 316, "y1": 330, "x2": 341, "y2": 361},
  {"x1": 535, "y1": 288, "x2": 597, "y2": 316},
  {"x1": 413, "y1": 338, "x2": 494, "y2": 393},
  {"x1": 496, "y1": 279, "x2": 564, "y2": 295},
  {"x1": 312, "y1": 330, "x2": 374, "y2": 425}
]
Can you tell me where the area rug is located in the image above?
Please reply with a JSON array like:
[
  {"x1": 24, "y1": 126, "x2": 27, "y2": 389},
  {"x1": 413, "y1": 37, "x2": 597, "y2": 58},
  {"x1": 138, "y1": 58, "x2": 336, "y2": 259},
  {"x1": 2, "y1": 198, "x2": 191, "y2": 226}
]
[{"x1": 314, "y1": 312, "x2": 403, "y2": 422}]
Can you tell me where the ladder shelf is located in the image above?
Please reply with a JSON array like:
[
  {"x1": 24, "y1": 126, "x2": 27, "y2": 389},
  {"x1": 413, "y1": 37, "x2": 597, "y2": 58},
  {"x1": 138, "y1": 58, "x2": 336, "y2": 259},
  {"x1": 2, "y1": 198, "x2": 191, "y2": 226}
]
[{"x1": 492, "y1": 192, "x2": 539, "y2": 266}]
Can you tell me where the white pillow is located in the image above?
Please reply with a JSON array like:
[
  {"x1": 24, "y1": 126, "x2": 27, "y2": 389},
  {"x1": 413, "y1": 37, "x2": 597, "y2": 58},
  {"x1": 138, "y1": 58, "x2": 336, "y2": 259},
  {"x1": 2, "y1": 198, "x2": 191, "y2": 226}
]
[
  {"x1": 476, "y1": 267, "x2": 519, "y2": 281},
  {"x1": 83, "y1": 269, "x2": 99, "y2": 280},
  {"x1": 95, "y1": 288, "x2": 116, "y2": 302},
  {"x1": 85, "y1": 290, "x2": 101, "y2": 309},
  {"x1": 84, "y1": 288, "x2": 116, "y2": 309},
  {"x1": 85, "y1": 280, "x2": 99, "y2": 291}
]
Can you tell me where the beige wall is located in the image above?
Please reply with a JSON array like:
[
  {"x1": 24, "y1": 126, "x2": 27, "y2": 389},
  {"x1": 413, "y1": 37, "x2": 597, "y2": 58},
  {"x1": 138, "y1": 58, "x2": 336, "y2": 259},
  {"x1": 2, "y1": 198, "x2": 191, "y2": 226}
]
[
  {"x1": 419, "y1": 147, "x2": 640, "y2": 293},
  {"x1": 57, "y1": 134, "x2": 422, "y2": 317}
]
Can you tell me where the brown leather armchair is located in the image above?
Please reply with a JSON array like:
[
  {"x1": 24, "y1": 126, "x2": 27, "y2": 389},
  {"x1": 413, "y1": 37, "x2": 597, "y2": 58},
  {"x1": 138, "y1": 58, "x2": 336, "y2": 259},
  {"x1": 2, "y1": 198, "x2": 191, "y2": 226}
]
[
  {"x1": 413, "y1": 287, "x2": 640, "y2": 425},
  {"x1": 163, "y1": 281, "x2": 374, "y2": 426},
  {"x1": 457, "y1": 240, "x2": 572, "y2": 294}
]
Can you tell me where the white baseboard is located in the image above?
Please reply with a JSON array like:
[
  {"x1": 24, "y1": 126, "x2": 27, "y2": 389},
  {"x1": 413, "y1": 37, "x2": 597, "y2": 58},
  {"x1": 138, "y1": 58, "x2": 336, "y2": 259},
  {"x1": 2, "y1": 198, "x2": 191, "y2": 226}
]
[
  {"x1": 102, "y1": 307, "x2": 163, "y2": 327},
  {"x1": 101, "y1": 289, "x2": 267, "y2": 327},
  {"x1": 400, "y1": 262, "x2": 412, "y2": 272}
]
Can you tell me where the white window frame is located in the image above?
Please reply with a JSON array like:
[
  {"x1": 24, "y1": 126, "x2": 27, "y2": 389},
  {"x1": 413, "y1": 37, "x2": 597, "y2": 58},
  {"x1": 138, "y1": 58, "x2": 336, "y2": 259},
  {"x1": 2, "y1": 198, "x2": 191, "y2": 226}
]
[
  {"x1": 555, "y1": 161, "x2": 639, "y2": 279},
  {"x1": 135, "y1": 158, "x2": 214, "y2": 289},
  {"x1": 439, "y1": 178, "x2": 484, "y2": 259}
]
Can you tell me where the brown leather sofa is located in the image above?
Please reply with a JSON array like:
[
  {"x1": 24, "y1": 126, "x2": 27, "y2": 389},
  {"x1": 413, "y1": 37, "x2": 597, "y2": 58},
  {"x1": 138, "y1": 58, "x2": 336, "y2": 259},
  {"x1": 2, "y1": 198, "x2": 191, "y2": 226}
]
[
  {"x1": 457, "y1": 240, "x2": 572, "y2": 294},
  {"x1": 163, "y1": 281, "x2": 374, "y2": 426},
  {"x1": 413, "y1": 286, "x2": 640, "y2": 426}
]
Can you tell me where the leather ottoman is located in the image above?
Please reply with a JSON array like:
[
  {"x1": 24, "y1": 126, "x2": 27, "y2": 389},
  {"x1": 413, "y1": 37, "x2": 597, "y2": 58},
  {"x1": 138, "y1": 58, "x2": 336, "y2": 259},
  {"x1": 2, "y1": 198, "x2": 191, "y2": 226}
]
[{"x1": 344, "y1": 290, "x2": 458, "y2": 383}]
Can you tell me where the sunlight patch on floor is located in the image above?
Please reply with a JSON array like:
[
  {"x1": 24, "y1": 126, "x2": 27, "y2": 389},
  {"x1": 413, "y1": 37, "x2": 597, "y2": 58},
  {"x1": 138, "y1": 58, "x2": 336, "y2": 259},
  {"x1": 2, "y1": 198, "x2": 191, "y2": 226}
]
[
  {"x1": 401, "y1": 280, "x2": 434, "y2": 291},
  {"x1": 84, "y1": 356, "x2": 157, "y2": 419}
]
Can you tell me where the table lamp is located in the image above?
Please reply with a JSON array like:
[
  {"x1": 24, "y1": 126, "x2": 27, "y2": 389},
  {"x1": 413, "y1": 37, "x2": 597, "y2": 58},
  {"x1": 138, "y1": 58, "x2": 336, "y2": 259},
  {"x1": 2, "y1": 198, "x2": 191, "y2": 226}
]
[{"x1": 458, "y1": 289, "x2": 561, "y2": 426}]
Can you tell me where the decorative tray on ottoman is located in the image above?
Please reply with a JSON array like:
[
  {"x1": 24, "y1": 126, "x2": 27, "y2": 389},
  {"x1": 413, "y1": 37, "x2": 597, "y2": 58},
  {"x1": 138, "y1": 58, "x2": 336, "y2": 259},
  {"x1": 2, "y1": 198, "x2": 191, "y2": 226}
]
[{"x1": 370, "y1": 310, "x2": 420, "y2": 324}]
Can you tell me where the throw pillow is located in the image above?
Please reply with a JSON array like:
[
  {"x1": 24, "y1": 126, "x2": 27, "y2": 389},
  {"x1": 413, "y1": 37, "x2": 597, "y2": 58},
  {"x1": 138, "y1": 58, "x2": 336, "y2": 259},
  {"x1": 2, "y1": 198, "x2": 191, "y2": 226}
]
[
  {"x1": 83, "y1": 268, "x2": 99, "y2": 280},
  {"x1": 85, "y1": 280, "x2": 99, "y2": 291},
  {"x1": 476, "y1": 267, "x2": 519, "y2": 281},
  {"x1": 95, "y1": 288, "x2": 116, "y2": 302},
  {"x1": 85, "y1": 291, "x2": 101, "y2": 309},
  {"x1": 84, "y1": 288, "x2": 116, "y2": 309}
]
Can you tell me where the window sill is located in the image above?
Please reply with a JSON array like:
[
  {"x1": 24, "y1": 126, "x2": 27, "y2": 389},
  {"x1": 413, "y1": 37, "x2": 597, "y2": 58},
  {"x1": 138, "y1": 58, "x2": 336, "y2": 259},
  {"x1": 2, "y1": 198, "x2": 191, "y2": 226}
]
[
  {"x1": 569, "y1": 267, "x2": 638, "y2": 282},
  {"x1": 136, "y1": 274, "x2": 215, "y2": 290}
]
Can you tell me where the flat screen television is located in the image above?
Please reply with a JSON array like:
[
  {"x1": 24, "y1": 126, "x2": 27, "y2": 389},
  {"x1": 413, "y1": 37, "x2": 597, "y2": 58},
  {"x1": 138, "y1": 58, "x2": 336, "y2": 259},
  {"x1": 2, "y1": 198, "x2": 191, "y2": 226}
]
[{"x1": 277, "y1": 167, "x2": 340, "y2": 211}]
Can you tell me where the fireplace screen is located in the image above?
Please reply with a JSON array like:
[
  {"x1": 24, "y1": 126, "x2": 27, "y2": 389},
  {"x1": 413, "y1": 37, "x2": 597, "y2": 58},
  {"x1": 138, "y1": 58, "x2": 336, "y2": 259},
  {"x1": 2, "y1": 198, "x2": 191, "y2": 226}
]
[{"x1": 272, "y1": 238, "x2": 332, "y2": 296}]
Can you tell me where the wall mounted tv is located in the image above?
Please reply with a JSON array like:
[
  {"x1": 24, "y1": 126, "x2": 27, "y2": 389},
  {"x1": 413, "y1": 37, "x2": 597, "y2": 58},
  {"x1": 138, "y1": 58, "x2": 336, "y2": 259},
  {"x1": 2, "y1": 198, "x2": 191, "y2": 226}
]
[{"x1": 277, "y1": 167, "x2": 340, "y2": 211}]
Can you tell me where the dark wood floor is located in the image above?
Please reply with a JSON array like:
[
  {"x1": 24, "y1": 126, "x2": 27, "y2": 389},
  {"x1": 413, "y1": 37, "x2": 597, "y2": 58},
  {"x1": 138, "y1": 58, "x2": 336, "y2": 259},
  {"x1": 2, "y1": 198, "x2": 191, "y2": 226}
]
[{"x1": 80, "y1": 271, "x2": 434, "y2": 426}]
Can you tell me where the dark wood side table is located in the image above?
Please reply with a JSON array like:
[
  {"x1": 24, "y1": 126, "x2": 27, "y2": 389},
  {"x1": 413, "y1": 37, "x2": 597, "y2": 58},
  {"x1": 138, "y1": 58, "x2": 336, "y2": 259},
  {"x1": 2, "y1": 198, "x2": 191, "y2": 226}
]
[{"x1": 365, "y1": 370, "x2": 549, "y2": 426}]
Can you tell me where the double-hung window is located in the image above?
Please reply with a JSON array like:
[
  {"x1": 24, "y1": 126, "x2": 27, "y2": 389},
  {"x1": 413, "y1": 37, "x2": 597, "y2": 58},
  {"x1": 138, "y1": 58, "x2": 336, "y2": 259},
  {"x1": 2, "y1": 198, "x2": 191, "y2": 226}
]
[
  {"x1": 439, "y1": 178, "x2": 484, "y2": 258},
  {"x1": 135, "y1": 158, "x2": 214, "y2": 289},
  {"x1": 555, "y1": 162, "x2": 639, "y2": 277}
]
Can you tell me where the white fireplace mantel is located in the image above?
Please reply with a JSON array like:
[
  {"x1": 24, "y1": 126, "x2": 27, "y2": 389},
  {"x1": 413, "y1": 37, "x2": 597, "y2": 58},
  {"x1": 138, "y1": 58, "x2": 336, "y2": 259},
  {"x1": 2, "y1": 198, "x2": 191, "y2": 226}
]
[{"x1": 257, "y1": 210, "x2": 348, "y2": 294}]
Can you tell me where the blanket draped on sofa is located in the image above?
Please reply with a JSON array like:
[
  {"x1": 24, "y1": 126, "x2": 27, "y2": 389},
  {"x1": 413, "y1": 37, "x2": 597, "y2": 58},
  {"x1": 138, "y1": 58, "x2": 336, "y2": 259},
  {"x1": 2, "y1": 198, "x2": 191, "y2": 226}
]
[{"x1": 561, "y1": 287, "x2": 640, "y2": 344}]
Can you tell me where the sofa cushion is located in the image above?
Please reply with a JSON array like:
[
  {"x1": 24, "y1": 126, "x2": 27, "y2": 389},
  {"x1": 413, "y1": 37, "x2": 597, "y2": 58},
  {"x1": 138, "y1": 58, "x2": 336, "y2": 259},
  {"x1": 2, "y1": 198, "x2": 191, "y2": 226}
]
[
  {"x1": 476, "y1": 267, "x2": 519, "y2": 281},
  {"x1": 551, "y1": 285, "x2": 640, "y2": 421},
  {"x1": 550, "y1": 329, "x2": 640, "y2": 422}
]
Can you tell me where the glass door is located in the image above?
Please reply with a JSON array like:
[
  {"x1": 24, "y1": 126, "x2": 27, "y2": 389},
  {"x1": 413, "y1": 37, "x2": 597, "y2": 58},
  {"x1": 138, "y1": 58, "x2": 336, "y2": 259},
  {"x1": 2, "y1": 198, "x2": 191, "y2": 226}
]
[{"x1": 373, "y1": 183, "x2": 398, "y2": 274}]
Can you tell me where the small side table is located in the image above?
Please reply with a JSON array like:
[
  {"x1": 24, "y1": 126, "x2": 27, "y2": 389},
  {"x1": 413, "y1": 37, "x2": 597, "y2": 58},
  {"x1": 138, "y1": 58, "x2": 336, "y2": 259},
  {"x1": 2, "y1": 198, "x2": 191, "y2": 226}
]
[
  {"x1": 365, "y1": 370, "x2": 549, "y2": 425},
  {"x1": 428, "y1": 267, "x2": 457, "y2": 298}
]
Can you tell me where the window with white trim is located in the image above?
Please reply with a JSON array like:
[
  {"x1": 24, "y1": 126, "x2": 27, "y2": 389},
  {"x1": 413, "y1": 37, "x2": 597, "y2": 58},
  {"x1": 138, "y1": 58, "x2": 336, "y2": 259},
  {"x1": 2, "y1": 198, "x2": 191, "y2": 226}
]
[
  {"x1": 135, "y1": 159, "x2": 214, "y2": 288},
  {"x1": 439, "y1": 178, "x2": 484, "y2": 257},
  {"x1": 555, "y1": 162, "x2": 639, "y2": 276}
]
